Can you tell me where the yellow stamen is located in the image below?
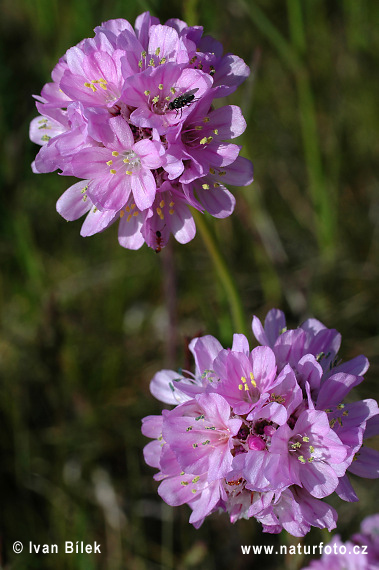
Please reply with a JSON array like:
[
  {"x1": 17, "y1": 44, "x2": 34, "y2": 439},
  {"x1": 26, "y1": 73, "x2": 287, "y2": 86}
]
[
  {"x1": 112, "y1": 151, "x2": 119, "y2": 157},
  {"x1": 159, "y1": 200, "x2": 165, "y2": 208},
  {"x1": 125, "y1": 171, "x2": 132, "y2": 175},
  {"x1": 110, "y1": 169, "x2": 117, "y2": 174},
  {"x1": 169, "y1": 209, "x2": 174, "y2": 215},
  {"x1": 202, "y1": 184, "x2": 210, "y2": 190},
  {"x1": 106, "y1": 160, "x2": 113, "y2": 166}
]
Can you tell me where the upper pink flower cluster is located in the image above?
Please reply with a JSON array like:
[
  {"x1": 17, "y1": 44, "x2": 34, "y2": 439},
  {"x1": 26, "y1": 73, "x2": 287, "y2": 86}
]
[{"x1": 30, "y1": 12, "x2": 253, "y2": 251}]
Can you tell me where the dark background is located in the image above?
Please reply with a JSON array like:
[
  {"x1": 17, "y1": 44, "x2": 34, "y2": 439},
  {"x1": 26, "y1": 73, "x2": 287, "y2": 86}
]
[{"x1": 1, "y1": 0, "x2": 378, "y2": 568}]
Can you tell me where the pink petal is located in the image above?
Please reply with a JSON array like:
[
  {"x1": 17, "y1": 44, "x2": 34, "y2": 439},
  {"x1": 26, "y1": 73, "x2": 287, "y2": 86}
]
[
  {"x1": 56, "y1": 180, "x2": 92, "y2": 221},
  {"x1": 80, "y1": 206, "x2": 118, "y2": 236},
  {"x1": 118, "y1": 207, "x2": 144, "y2": 249},
  {"x1": 131, "y1": 169, "x2": 156, "y2": 210}
]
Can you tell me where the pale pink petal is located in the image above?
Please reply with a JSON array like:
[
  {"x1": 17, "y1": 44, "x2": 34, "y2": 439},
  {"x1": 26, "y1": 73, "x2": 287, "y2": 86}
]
[
  {"x1": 131, "y1": 169, "x2": 156, "y2": 210},
  {"x1": 56, "y1": 180, "x2": 92, "y2": 221},
  {"x1": 118, "y1": 208, "x2": 144, "y2": 249},
  {"x1": 80, "y1": 207, "x2": 118, "y2": 236}
]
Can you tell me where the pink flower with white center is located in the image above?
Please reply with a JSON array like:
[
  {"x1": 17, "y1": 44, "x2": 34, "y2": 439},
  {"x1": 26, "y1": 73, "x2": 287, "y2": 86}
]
[
  {"x1": 140, "y1": 181, "x2": 196, "y2": 250},
  {"x1": 164, "y1": 91, "x2": 247, "y2": 182},
  {"x1": 181, "y1": 156, "x2": 253, "y2": 221},
  {"x1": 212, "y1": 346, "x2": 278, "y2": 415},
  {"x1": 162, "y1": 393, "x2": 242, "y2": 481},
  {"x1": 70, "y1": 115, "x2": 164, "y2": 211},
  {"x1": 32, "y1": 102, "x2": 94, "y2": 175},
  {"x1": 269, "y1": 409, "x2": 349, "y2": 498},
  {"x1": 189, "y1": 33, "x2": 250, "y2": 97},
  {"x1": 121, "y1": 63, "x2": 213, "y2": 134},
  {"x1": 60, "y1": 33, "x2": 126, "y2": 111},
  {"x1": 255, "y1": 487, "x2": 338, "y2": 537}
]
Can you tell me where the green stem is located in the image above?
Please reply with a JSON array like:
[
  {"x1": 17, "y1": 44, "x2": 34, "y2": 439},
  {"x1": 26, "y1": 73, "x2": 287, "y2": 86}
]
[
  {"x1": 183, "y1": 0, "x2": 199, "y2": 27},
  {"x1": 239, "y1": 0, "x2": 335, "y2": 261},
  {"x1": 192, "y1": 210, "x2": 247, "y2": 336}
]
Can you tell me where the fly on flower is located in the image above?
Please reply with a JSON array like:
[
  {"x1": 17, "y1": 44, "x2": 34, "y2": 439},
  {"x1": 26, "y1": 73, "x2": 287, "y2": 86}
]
[
  {"x1": 30, "y1": 11, "x2": 253, "y2": 251},
  {"x1": 168, "y1": 88, "x2": 199, "y2": 115}
]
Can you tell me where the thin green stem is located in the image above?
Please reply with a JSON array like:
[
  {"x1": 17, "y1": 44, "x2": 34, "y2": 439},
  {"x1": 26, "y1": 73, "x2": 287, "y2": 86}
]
[
  {"x1": 239, "y1": 0, "x2": 336, "y2": 261},
  {"x1": 182, "y1": 0, "x2": 199, "y2": 28},
  {"x1": 287, "y1": 0, "x2": 306, "y2": 54},
  {"x1": 192, "y1": 210, "x2": 248, "y2": 336},
  {"x1": 287, "y1": 1, "x2": 335, "y2": 259}
]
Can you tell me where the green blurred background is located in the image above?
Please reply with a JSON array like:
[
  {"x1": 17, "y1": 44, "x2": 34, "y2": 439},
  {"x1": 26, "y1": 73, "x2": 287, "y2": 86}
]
[{"x1": 1, "y1": 0, "x2": 379, "y2": 568}]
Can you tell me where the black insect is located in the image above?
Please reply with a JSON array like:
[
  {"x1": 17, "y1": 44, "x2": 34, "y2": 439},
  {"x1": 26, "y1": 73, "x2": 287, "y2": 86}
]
[{"x1": 168, "y1": 88, "x2": 199, "y2": 113}]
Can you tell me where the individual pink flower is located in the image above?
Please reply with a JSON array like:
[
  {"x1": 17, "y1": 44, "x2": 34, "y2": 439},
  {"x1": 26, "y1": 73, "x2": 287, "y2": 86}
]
[{"x1": 69, "y1": 115, "x2": 164, "y2": 210}]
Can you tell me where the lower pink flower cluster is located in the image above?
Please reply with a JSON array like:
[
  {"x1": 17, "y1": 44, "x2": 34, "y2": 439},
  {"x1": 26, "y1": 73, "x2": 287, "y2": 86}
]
[
  {"x1": 142, "y1": 309, "x2": 379, "y2": 536},
  {"x1": 302, "y1": 514, "x2": 379, "y2": 569}
]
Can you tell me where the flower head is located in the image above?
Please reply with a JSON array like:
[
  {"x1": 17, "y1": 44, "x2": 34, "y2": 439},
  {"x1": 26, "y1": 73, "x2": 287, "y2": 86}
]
[
  {"x1": 301, "y1": 513, "x2": 379, "y2": 569},
  {"x1": 30, "y1": 12, "x2": 253, "y2": 251},
  {"x1": 142, "y1": 309, "x2": 379, "y2": 535}
]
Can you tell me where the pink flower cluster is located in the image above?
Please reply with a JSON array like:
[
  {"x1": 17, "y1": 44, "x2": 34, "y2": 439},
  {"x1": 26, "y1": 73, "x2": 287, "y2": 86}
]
[
  {"x1": 30, "y1": 12, "x2": 253, "y2": 251},
  {"x1": 302, "y1": 514, "x2": 379, "y2": 569},
  {"x1": 142, "y1": 309, "x2": 379, "y2": 536}
]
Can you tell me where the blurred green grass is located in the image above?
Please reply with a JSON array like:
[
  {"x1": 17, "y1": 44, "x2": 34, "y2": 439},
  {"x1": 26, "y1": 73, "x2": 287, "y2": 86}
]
[{"x1": 1, "y1": 0, "x2": 379, "y2": 568}]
